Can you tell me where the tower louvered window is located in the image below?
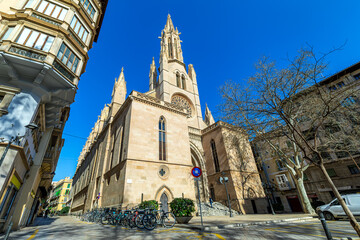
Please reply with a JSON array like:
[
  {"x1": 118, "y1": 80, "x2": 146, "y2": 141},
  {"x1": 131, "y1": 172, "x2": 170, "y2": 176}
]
[
  {"x1": 181, "y1": 75, "x2": 186, "y2": 90},
  {"x1": 159, "y1": 117, "x2": 166, "y2": 161},
  {"x1": 211, "y1": 140, "x2": 220, "y2": 172},
  {"x1": 176, "y1": 73, "x2": 180, "y2": 87},
  {"x1": 168, "y1": 37, "x2": 173, "y2": 58}
]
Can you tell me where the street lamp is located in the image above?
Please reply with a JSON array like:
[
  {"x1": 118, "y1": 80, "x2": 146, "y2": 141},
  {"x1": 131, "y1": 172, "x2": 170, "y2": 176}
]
[
  {"x1": 0, "y1": 123, "x2": 39, "y2": 166},
  {"x1": 220, "y1": 172, "x2": 233, "y2": 217}
]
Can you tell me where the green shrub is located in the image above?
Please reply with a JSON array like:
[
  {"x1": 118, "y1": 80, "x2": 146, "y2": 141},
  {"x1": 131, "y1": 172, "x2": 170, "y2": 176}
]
[
  {"x1": 60, "y1": 206, "x2": 70, "y2": 214},
  {"x1": 139, "y1": 200, "x2": 158, "y2": 210},
  {"x1": 170, "y1": 198, "x2": 195, "y2": 217}
]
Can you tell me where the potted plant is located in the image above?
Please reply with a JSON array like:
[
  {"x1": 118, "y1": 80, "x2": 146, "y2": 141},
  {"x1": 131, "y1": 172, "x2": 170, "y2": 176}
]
[{"x1": 170, "y1": 198, "x2": 195, "y2": 224}]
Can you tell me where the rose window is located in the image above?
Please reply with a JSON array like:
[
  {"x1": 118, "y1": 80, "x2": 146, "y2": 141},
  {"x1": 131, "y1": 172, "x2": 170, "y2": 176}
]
[{"x1": 171, "y1": 96, "x2": 192, "y2": 117}]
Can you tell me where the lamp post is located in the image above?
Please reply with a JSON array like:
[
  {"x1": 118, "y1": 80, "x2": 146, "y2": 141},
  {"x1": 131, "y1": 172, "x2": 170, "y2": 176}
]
[
  {"x1": 220, "y1": 172, "x2": 233, "y2": 217},
  {"x1": 0, "y1": 122, "x2": 39, "y2": 167}
]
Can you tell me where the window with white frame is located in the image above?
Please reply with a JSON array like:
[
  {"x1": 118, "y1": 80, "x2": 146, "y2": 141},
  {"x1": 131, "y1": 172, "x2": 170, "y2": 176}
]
[
  {"x1": 79, "y1": 0, "x2": 96, "y2": 19},
  {"x1": 275, "y1": 174, "x2": 290, "y2": 190},
  {"x1": 16, "y1": 28, "x2": 54, "y2": 52},
  {"x1": 36, "y1": 0, "x2": 68, "y2": 21},
  {"x1": 70, "y1": 16, "x2": 89, "y2": 43},
  {"x1": 57, "y1": 43, "x2": 80, "y2": 73}
]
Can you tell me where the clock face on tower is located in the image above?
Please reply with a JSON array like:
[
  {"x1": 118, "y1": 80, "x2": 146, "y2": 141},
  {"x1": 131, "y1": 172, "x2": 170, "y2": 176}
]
[{"x1": 171, "y1": 95, "x2": 192, "y2": 118}]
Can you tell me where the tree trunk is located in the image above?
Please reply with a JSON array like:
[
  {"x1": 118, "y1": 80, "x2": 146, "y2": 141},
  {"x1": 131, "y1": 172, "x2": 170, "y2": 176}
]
[
  {"x1": 293, "y1": 177, "x2": 315, "y2": 214},
  {"x1": 319, "y1": 163, "x2": 360, "y2": 237}
]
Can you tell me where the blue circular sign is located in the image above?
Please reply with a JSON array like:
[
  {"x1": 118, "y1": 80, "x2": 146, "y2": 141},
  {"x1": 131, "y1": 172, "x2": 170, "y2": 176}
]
[{"x1": 191, "y1": 167, "x2": 202, "y2": 178}]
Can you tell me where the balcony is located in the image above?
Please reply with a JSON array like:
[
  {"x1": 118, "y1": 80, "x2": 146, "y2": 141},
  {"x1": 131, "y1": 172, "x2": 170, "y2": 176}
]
[{"x1": 8, "y1": 45, "x2": 46, "y2": 61}]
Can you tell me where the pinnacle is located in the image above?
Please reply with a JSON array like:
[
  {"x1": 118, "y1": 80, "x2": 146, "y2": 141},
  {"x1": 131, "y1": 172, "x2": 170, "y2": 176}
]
[{"x1": 165, "y1": 13, "x2": 174, "y2": 31}]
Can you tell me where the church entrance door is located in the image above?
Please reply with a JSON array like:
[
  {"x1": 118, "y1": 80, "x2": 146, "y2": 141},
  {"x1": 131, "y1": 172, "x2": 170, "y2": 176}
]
[{"x1": 160, "y1": 193, "x2": 169, "y2": 212}]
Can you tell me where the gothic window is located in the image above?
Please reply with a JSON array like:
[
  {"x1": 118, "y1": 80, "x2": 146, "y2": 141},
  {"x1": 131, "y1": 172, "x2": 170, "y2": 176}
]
[
  {"x1": 181, "y1": 75, "x2": 186, "y2": 90},
  {"x1": 176, "y1": 73, "x2": 180, "y2": 87},
  {"x1": 211, "y1": 140, "x2": 220, "y2": 172},
  {"x1": 174, "y1": 38, "x2": 178, "y2": 59},
  {"x1": 159, "y1": 116, "x2": 166, "y2": 161},
  {"x1": 171, "y1": 95, "x2": 192, "y2": 118},
  {"x1": 168, "y1": 37, "x2": 173, "y2": 58}
]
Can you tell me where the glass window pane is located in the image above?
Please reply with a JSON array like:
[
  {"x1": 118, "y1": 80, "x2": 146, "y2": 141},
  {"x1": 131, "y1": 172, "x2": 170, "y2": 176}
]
[
  {"x1": 87, "y1": 5, "x2": 92, "y2": 15},
  {"x1": 17, "y1": 28, "x2": 31, "y2": 44},
  {"x1": 62, "y1": 48, "x2": 70, "y2": 64},
  {"x1": 74, "y1": 22, "x2": 81, "y2": 34},
  {"x1": 25, "y1": 31, "x2": 39, "y2": 47},
  {"x1": 84, "y1": 0, "x2": 89, "y2": 8},
  {"x1": 44, "y1": 3, "x2": 54, "y2": 15},
  {"x1": 57, "y1": 43, "x2": 65, "y2": 59},
  {"x1": 24, "y1": 0, "x2": 34, "y2": 8},
  {"x1": 78, "y1": 27, "x2": 85, "y2": 39},
  {"x1": 82, "y1": 31, "x2": 88, "y2": 42},
  {"x1": 51, "y1": 6, "x2": 61, "y2": 18},
  {"x1": 59, "y1": 9, "x2": 67, "y2": 21},
  {"x1": 90, "y1": 9, "x2": 95, "y2": 18},
  {"x1": 37, "y1": 1, "x2": 48, "y2": 13},
  {"x1": 34, "y1": 33, "x2": 47, "y2": 50},
  {"x1": 70, "y1": 17, "x2": 76, "y2": 28},
  {"x1": 72, "y1": 58, "x2": 79, "y2": 72},
  {"x1": 42, "y1": 36, "x2": 54, "y2": 51},
  {"x1": 1, "y1": 27, "x2": 14, "y2": 41},
  {"x1": 67, "y1": 53, "x2": 74, "y2": 68}
]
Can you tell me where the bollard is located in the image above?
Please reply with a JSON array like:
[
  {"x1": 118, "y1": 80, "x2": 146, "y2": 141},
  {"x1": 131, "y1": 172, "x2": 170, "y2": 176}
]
[
  {"x1": 318, "y1": 211, "x2": 333, "y2": 240},
  {"x1": 4, "y1": 216, "x2": 13, "y2": 240}
]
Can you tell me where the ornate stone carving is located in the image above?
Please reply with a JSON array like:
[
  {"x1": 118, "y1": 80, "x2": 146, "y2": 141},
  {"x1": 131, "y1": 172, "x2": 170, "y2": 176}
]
[{"x1": 171, "y1": 95, "x2": 192, "y2": 118}]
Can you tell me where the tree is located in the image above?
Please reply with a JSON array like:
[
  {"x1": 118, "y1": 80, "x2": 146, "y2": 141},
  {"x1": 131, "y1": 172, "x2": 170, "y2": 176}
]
[{"x1": 219, "y1": 47, "x2": 360, "y2": 236}]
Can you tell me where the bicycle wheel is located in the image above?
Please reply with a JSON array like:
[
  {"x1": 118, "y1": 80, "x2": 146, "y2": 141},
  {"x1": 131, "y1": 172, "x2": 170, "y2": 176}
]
[
  {"x1": 162, "y1": 212, "x2": 176, "y2": 228},
  {"x1": 135, "y1": 213, "x2": 145, "y2": 229},
  {"x1": 143, "y1": 213, "x2": 157, "y2": 230},
  {"x1": 128, "y1": 214, "x2": 136, "y2": 228}
]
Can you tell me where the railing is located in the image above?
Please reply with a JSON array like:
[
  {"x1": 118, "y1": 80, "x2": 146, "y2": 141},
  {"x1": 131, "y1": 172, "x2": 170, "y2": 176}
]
[
  {"x1": 53, "y1": 59, "x2": 76, "y2": 83},
  {"x1": 8, "y1": 46, "x2": 46, "y2": 61},
  {"x1": 31, "y1": 13, "x2": 61, "y2": 26}
]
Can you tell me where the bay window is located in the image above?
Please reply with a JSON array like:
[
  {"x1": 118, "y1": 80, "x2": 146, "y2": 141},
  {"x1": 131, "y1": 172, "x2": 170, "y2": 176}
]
[
  {"x1": 79, "y1": 0, "x2": 96, "y2": 19},
  {"x1": 36, "y1": 0, "x2": 68, "y2": 21},
  {"x1": 70, "y1": 16, "x2": 89, "y2": 43},
  {"x1": 57, "y1": 43, "x2": 80, "y2": 73},
  {"x1": 16, "y1": 28, "x2": 54, "y2": 52}
]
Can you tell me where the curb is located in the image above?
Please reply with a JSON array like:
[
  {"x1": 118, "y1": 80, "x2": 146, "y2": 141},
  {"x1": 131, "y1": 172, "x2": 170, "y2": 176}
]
[
  {"x1": 340, "y1": 238, "x2": 360, "y2": 240},
  {"x1": 177, "y1": 216, "x2": 316, "y2": 231}
]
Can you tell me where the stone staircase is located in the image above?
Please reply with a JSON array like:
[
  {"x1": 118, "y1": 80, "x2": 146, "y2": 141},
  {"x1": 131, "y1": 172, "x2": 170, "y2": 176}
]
[{"x1": 197, "y1": 202, "x2": 241, "y2": 216}]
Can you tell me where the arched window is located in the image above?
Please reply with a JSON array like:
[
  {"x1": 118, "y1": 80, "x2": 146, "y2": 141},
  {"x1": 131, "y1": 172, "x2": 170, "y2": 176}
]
[
  {"x1": 176, "y1": 73, "x2": 180, "y2": 87},
  {"x1": 168, "y1": 37, "x2": 172, "y2": 58},
  {"x1": 210, "y1": 140, "x2": 220, "y2": 172},
  {"x1": 159, "y1": 116, "x2": 166, "y2": 161},
  {"x1": 181, "y1": 75, "x2": 186, "y2": 90}
]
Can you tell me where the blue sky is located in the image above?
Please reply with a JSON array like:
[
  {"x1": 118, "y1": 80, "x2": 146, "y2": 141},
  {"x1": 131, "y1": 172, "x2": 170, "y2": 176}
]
[{"x1": 54, "y1": 0, "x2": 360, "y2": 181}]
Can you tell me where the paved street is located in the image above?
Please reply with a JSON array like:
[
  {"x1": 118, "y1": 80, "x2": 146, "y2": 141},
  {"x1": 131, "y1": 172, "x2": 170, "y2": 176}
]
[{"x1": 0, "y1": 216, "x2": 359, "y2": 240}]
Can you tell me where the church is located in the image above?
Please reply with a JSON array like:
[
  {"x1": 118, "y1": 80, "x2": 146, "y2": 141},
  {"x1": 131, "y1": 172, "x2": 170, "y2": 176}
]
[{"x1": 70, "y1": 15, "x2": 267, "y2": 214}]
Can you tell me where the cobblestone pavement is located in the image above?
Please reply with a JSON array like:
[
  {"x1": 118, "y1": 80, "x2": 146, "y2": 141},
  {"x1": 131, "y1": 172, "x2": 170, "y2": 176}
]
[{"x1": 0, "y1": 216, "x2": 358, "y2": 240}]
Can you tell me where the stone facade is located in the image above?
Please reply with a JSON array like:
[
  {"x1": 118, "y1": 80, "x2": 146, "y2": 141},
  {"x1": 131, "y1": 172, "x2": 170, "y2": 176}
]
[{"x1": 71, "y1": 15, "x2": 267, "y2": 215}]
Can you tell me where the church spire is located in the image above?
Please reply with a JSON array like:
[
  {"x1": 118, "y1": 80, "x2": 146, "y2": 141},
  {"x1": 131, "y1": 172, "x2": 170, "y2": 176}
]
[
  {"x1": 160, "y1": 14, "x2": 183, "y2": 62},
  {"x1": 205, "y1": 103, "x2": 215, "y2": 126},
  {"x1": 149, "y1": 57, "x2": 157, "y2": 90}
]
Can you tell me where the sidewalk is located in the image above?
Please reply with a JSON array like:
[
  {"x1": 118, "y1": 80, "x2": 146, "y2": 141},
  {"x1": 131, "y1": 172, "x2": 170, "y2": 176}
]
[{"x1": 177, "y1": 213, "x2": 318, "y2": 231}]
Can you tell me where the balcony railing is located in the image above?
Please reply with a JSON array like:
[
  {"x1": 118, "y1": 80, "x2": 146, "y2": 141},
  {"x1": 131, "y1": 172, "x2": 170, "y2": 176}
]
[
  {"x1": 9, "y1": 45, "x2": 46, "y2": 61},
  {"x1": 31, "y1": 13, "x2": 61, "y2": 26},
  {"x1": 53, "y1": 59, "x2": 76, "y2": 83}
]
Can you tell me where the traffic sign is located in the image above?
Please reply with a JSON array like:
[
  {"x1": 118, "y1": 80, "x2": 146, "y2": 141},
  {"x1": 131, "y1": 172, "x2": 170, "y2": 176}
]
[{"x1": 191, "y1": 167, "x2": 202, "y2": 178}]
